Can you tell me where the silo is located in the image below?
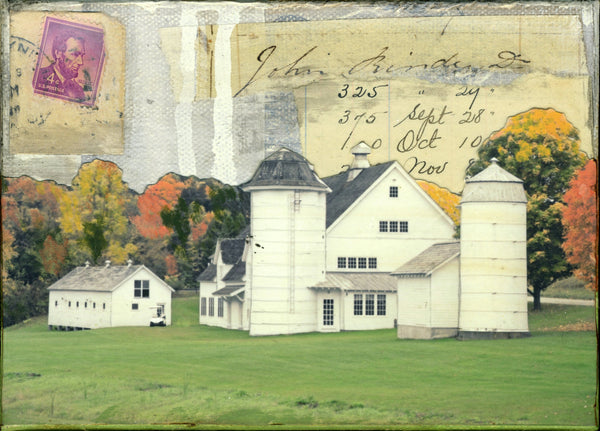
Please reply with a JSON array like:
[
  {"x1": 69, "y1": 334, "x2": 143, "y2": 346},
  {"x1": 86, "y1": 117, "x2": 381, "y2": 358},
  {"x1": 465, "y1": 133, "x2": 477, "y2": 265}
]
[
  {"x1": 458, "y1": 158, "x2": 530, "y2": 339},
  {"x1": 242, "y1": 148, "x2": 330, "y2": 336}
]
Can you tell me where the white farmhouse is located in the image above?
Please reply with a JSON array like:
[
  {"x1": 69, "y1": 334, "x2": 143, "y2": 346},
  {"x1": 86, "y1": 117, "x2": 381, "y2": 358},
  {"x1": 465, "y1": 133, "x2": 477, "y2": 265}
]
[
  {"x1": 199, "y1": 144, "x2": 457, "y2": 336},
  {"x1": 48, "y1": 261, "x2": 174, "y2": 330}
]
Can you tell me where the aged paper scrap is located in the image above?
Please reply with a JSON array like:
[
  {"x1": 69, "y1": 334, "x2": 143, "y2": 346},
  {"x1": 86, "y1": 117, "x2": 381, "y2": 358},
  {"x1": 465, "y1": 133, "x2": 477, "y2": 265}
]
[{"x1": 9, "y1": 11, "x2": 125, "y2": 155}]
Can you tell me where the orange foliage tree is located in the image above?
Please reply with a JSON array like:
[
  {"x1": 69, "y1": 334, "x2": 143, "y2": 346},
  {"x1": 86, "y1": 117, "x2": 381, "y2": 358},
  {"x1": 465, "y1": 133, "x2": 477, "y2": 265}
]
[
  {"x1": 417, "y1": 180, "x2": 460, "y2": 225},
  {"x1": 562, "y1": 159, "x2": 597, "y2": 291}
]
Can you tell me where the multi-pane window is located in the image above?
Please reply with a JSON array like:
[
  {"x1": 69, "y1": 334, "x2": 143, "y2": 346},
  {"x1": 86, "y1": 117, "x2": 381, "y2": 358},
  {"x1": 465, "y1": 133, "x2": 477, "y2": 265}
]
[
  {"x1": 337, "y1": 257, "x2": 378, "y2": 270},
  {"x1": 323, "y1": 299, "x2": 334, "y2": 326},
  {"x1": 354, "y1": 294, "x2": 363, "y2": 315},
  {"x1": 132, "y1": 303, "x2": 139, "y2": 310},
  {"x1": 389, "y1": 186, "x2": 398, "y2": 197},
  {"x1": 217, "y1": 297, "x2": 224, "y2": 317},
  {"x1": 365, "y1": 294, "x2": 375, "y2": 315},
  {"x1": 200, "y1": 297, "x2": 207, "y2": 316},
  {"x1": 208, "y1": 298, "x2": 214, "y2": 316},
  {"x1": 134, "y1": 280, "x2": 150, "y2": 298},
  {"x1": 379, "y1": 220, "x2": 408, "y2": 233},
  {"x1": 377, "y1": 294, "x2": 386, "y2": 316}
]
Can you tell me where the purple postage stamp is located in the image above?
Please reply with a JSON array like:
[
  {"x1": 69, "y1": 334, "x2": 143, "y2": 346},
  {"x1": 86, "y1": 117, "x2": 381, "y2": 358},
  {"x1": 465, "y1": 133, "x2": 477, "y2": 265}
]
[{"x1": 32, "y1": 17, "x2": 105, "y2": 106}]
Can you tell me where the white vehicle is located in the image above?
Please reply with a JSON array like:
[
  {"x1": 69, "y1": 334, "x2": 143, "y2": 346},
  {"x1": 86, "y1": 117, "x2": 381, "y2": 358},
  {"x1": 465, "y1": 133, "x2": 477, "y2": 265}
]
[{"x1": 149, "y1": 305, "x2": 166, "y2": 327}]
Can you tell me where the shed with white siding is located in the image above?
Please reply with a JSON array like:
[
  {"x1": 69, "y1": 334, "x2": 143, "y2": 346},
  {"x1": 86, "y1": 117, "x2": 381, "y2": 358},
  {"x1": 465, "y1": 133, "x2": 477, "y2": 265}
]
[{"x1": 48, "y1": 261, "x2": 174, "y2": 330}]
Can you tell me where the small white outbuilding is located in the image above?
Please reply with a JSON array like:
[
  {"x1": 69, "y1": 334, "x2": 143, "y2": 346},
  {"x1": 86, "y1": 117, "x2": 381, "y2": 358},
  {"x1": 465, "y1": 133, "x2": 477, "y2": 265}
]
[{"x1": 48, "y1": 261, "x2": 174, "y2": 330}]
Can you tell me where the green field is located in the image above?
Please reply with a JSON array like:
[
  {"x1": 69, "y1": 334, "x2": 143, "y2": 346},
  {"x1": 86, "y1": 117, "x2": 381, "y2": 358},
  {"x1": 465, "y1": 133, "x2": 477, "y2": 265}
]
[{"x1": 2, "y1": 297, "x2": 597, "y2": 428}]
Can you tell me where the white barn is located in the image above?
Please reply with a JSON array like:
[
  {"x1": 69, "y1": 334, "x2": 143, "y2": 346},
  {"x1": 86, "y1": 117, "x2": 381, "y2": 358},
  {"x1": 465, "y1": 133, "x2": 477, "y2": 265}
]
[
  {"x1": 199, "y1": 144, "x2": 457, "y2": 336},
  {"x1": 48, "y1": 261, "x2": 174, "y2": 330}
]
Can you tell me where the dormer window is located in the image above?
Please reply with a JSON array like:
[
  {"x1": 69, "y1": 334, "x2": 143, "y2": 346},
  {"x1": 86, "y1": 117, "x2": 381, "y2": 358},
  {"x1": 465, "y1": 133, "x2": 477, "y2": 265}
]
[{"x1": 389, "y1": 186, "x2": 398, "y2": 197}]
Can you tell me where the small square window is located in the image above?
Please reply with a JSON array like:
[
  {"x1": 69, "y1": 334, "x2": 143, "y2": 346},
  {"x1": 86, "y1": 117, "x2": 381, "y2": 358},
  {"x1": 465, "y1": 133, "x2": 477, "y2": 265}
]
[
  {"x1": 368, "y1": 257, "x2": 377, "y2": 269},
  {"x1": 337, "y1": 257, "x2": 347, "y2": 269},
  {"x1": 390, "y1": 221, "x2": 398, "y2": 232},
  {"x1": 348, "y1": 257, "x2": 357, "y2": 269},
  {"x1": 358, "y1": 257, "x2": 367, "y2": 269},
  {"x1": 399, "y1": 221, "x2": 408, "y2": 232},
  {"x1": 379, "y1": 221, "x2": 388, "y2": 232},
  {"x1": 132, "y1": 303, "x2": 139, "y2": 310},
  {"x1": 389, "y1": 186, "x2": 398, "y2": 198}
]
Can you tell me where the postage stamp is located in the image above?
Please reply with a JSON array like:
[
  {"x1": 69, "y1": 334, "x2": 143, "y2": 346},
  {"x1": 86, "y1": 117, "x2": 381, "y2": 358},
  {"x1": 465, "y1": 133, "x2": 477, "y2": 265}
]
[{"x1": 32, "y1": 16, "x2": 105, "y2": 106}]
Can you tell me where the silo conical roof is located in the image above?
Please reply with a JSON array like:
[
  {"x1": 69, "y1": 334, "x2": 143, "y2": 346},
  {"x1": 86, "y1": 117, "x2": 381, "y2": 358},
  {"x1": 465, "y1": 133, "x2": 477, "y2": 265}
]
[
  {"x1": 461, "y1": 159, "x2": 527, "y2": 203},
  {"x1": 243, "y1": 147, "x2": 330, "y2": 191}
]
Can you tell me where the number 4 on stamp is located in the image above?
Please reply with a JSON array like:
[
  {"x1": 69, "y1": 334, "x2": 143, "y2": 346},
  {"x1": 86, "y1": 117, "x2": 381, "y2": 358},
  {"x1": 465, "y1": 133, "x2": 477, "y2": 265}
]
[{"x1": 32, "y1": 17, "x2": 105, "y2": 106}]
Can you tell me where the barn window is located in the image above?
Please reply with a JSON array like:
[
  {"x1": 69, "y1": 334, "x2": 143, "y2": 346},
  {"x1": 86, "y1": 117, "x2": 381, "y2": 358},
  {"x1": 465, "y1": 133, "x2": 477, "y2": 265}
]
[
  {"x1": 337, "y1": 257, "x2": 346, "y2": 268},
  {"x1": 365, "y1": 294, "x2": 374, "y2": 315},
  {"x1": 200, "y1": 298, "x2": 207, "y2": 316},
  {"x1": 103, "y1": 303, "x2": 106, "y2": 310},
  {"x1": 68, "y1": 301, "x2": 71, "y2": 307},
  {"x1": 389, "y1": 186, "x2": 398, "y2": 197},
  {"x1": 348, "y1": 257, "x2": 357, "y2": 269},
  {"x1": 217, "y1": 298, "x2": 224, "y2": 317},
  {"x1": 379, "y1": 221, "x2": 388, "y2": 232},
  {"x1": 208, "y1": 298, "x2": 214, "y2": 316},
  {"x1": 55, "y1": 301, "x2": 58, "y2": 307},
  {"x1": 85, "y1": 302, "x2": 88, "y2": 308},
  {"x1": 353, "y1": 294, "x2": 363, "y2": 315},
  {"x1": 358, "y1": 257, "x2": 367, "y2": 269},
  {"x1": 399, "y1": 221, "x2": 408, "y2": 232},
  {"x1": 76, "y1": 301, "x2": 79, "y2": 308},
  {"x1": 368, "y1": 257, "x2": 377, "y2": 269},
  {"x1": 389, "y1": 221, "x2": 398, "y2": 232},
  {"x1": 132, "y1": 303, "x2": 139, "y2": 310},
  {"x1": 93, "y1": 302, "x2": 96, "y2": 309},
  {"x1": 323, "y1": 299, "x2": 334, "y2": 326},
  {"x1": 134, "y1": 280, "x2": 150, "y2": 298},
  {"x1": 377, "y1": 294, "x2": 386, "y2": 316}
]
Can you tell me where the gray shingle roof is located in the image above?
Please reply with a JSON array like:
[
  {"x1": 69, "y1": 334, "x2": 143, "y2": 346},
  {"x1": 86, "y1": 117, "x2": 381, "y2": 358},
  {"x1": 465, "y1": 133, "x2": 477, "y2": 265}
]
[
  {"x1": 222, "y1": 260, "x2": 246, "y2": 282},
  {"x1": 198, "y1": 263, "x2": 217, "y2": 281},
  {"x1": 391, "y1": 242, "x2": 460, "y2": 277},
  {"x1": 311, "y1": 272, "x2": 397, "y2": 292},
  {"x1": 213, "y1": 285, "x2": 244, "y2": 296},
  {"x1": 220, "y1": 239, "x2": 245, "y2": 264},
  {"x1": 48, "y1": 265, "x2": 145, "y2": 292},
  {"x1": 461, "y1": 160, "x2": 527, "y2": 204},
  {"x1": 243, "y1": 148, "x2": 329, "y2": 190},
  {"x1": 322, "y1": 161, "x2": 395, "y2": 228}
]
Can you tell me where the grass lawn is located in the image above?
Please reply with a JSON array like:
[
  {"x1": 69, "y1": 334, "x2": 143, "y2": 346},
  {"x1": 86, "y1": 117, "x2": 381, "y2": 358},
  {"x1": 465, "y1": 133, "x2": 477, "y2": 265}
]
[{"x1": 2, "y1": 297, "x2": 597, "y2": 428}]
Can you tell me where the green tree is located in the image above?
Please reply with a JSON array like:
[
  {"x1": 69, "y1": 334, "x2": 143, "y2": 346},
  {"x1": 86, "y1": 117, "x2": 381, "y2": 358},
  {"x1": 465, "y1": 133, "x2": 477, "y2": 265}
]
[{"x1": 466, "y1": 108, "x2": 587, "y2": 310}]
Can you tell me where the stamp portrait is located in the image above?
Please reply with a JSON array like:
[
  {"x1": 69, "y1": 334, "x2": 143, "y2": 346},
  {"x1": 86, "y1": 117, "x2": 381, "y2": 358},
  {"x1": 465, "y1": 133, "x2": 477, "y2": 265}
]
[{"x1": 32, "y1": 17, "x2": 105, "y2": 106}]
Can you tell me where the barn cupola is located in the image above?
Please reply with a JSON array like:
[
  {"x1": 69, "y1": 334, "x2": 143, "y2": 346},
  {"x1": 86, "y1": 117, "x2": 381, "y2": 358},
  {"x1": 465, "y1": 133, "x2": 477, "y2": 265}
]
[
  {"x1": 347, "y1": 142, "x2": 371, "y2": 182},
  {"x1": 458, "y1": 157, "x2": 529, "y2": 339}
]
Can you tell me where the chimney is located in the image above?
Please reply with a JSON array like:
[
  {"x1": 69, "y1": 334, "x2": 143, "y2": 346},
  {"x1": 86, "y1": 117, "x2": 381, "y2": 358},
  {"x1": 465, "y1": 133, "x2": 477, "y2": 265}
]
[
  {"x1": 347, "y1": 142, "x2": 371, "y2": 182},
  {"x1": 104, "y1": 260, "x2": 111, "y2": 268}
]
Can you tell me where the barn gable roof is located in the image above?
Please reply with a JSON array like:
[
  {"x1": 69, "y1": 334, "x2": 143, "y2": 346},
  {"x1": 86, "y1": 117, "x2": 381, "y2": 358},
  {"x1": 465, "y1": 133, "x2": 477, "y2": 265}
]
[
  {"x1": 391, "y1": 242, "x2": 460, "y2": 277},
  {"x1": 222, "y1": 260, "x2": 246, "y2": 282},
  {"x1": 311, "y1": 272, "x2": 397, "y2": 292},
  {"x1": 220, "y1": 239, "x2": 246, "y2": 265},
  {"x1": 322, "y1": 161, "x2": 395, "y2": 228},
  {"x1": 198, "y1": 263, "x2": 217, "y2": 281},
  {"x1": 48, "y1": 264, "x2": 174, "y2": 292}
]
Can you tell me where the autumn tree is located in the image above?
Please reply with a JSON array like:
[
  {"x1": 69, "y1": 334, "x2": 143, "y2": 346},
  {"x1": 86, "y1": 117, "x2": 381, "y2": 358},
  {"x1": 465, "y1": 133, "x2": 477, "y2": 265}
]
[
  {"x1": 467, "y1": 108, "x2": 587, "y2": 310},
  {"x1": 562, "y1": 159, "x2": 597, "y2": 291},
  {"x1": 417, "y1": 180, "x2": 460, "y2": 225},
  {"x1": 59, "y1": 160, "x2": 138, "y2": 265}
]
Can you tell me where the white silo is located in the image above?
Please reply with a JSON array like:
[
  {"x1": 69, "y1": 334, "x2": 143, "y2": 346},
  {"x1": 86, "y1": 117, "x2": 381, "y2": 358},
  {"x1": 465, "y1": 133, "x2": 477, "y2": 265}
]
[
  {"x1": 242, "y1": 148, "x2": 330, "y2": 336},
  {"x1": 458, "y1": 158, "x2": 530, "y2": 339}
]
